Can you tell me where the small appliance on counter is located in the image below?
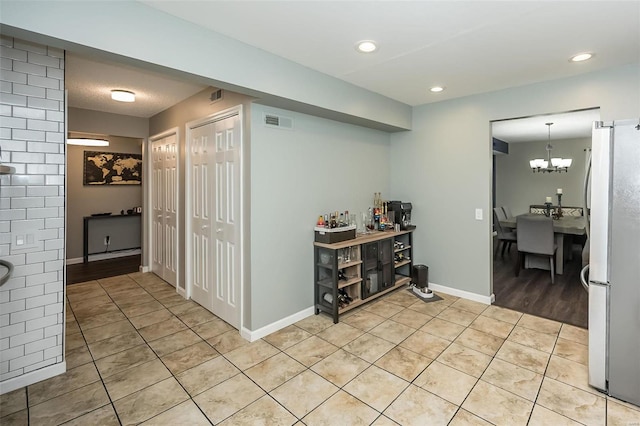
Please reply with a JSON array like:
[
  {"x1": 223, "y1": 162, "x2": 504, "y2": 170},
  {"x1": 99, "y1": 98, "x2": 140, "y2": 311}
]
[{"x1": 388, "y1": 201, "x2": 415, "y2": 230}]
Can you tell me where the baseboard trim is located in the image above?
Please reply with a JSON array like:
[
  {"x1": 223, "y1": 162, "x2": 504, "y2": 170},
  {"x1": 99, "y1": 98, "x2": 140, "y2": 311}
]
[
  {"x1": 139, "y1": 265, "x2": 151, "y2": 273},
  {"x1": 0, "y1": 362, "x2": 66, "y2": 395},
  {"x1": 66, "y1": 250, "x2": 141, "y2": 266},
  {"x1": 428, "y1": 282, "x2": 494, "y2": 305},
  {"x1": 241, "y1": 307, "x2": 315, "y2": 342}
]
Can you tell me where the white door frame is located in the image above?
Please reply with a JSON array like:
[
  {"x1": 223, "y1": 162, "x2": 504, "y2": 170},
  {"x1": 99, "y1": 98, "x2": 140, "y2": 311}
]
[
  {"x1": 148, "y1": 127, "x2": 181, "y2": 294},
  {"x1": 185, "y1": 105, "x2": 244, "y2": 329}
]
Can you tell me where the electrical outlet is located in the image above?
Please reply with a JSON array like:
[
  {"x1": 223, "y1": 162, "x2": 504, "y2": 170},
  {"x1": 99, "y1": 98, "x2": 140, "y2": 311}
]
[
  {"x1": 475, "y1": 208, "x2": 483, "y2": 220},
  {"x1": 104, "y1": 235, "x2": 110, "y2": 245}
]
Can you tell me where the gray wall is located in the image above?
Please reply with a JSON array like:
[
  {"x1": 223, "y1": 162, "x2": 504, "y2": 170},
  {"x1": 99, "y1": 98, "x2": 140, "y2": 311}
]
[
  {"x1": 249, "y1": 104, "x2": 391, "y2": 329},
  {"x1": 66, "y1": 108, "x2": 147, "y2": 261},
  {"x1": 0, "y1": 36, "x2": 66, "y2": 390},
  {"x1": 390, "y1": 64, "x2": 639, "y2": 298},
  {"x1": 65, "y1": 134, "x2": 143, "y2": 260},
  {"x1": 495, "y1": 137, "x2": 590, "y2": 217}
]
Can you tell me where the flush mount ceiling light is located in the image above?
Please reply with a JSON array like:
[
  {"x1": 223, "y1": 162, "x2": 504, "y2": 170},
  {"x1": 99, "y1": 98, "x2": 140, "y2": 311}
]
[
  {"x1": 67, "y1": 138, "x2": 109, "y2": 147},
  {"x1": 356, "y1": 40, "x2": 377, "y2": 53},
  {"x1": 570, "y1": 52, "x2": 593, "y2": 62},
  {"x1": 111, "y1": 89, "x2": 136, "y2": 102},
  {"x1": 529, "y1": 122, "x2": 572, "y2": 173},
  {"x1": 429, "y1": 86, "x2": 445, "y2": 93}
]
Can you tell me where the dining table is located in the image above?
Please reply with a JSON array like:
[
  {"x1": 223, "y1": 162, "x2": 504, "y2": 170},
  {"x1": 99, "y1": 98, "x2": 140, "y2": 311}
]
[{"x1": 500, "y1": 214, "x2": 587, "y2": 275}]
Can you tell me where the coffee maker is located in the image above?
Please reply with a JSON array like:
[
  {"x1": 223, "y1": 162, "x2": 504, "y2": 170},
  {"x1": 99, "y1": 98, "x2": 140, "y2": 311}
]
[{"x1": 388, "y1": 201, "x2": 415, "y2": 230}]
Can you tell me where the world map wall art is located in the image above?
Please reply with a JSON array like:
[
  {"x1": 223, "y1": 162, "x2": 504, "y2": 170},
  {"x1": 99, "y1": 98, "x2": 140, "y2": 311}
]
[{"x1": 83, "y1": 151, "x2": 143, "y2": 185}]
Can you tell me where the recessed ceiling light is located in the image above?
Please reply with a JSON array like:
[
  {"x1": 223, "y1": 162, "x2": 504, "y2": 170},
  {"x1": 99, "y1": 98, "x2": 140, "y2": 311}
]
[
  {"x1": 570, "y1": 53, "x2": 593, "y2": 62},
  {"x1": 67, "y1": 138, "x2": 110, "y2": 147},
  {"x1": 430, "y1": 86, "x2": 445, "y2": 93},
  {"x1": 356, "y1": 40, "x2": 377, "y2": 53},
  {"x1": 111, "y1": 90, "x2": 136, "y2": 102}
]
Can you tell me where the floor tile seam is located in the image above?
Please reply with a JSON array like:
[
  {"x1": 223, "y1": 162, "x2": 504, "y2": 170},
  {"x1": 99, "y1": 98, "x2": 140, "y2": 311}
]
[
  {"x1": 101, "y1": 358, "x2": 174, "y2": 401},
  {"x1": 26, "y1": 368, "x2": 104, "y2": 408},
  {"x1": 198, "y1": 380, "x2": 278, "y2": 425},
  {"x1": 314, "y1": 327, "x2": 367, "y2": 349},
  {"x1": 119, "y1": 302, "x2": 167, "y2": 320},
  {"x1": 463, "y1": 377, "x2": 537, "y2": 424},
  {"x1": 119, "y1": 372, "x2": 199, "y2": 424},
  {"x1": 233, "y1": 369, "x2": 303, "y2": 423},
  {"x1": 373, "y1": 352, "x2": 432, "y2": 385},
  {"x1": 27, "y1": 379, "x2": 113, "y2": 421},
  {"x1": 336, "y1": 362, "x2": 414, "y2": 414},
  {"x1": 531, "y1": 377, "x2": 603, "y2": 426},
  {"x1": 81, "y1": 322, "x2": 142, "y2": 345},
  {"x1": 540, "y1": 366, "x2": 606, "y2": 403},
  {"x1": 82, "y1": 283, "x2": 167, "y2": 367},
  {"x1": 113, "y1": 378, "x2": 191, "y2": 425}
]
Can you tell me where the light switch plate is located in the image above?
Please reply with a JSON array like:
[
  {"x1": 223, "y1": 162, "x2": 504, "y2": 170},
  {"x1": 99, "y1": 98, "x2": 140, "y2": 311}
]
[{"x1": 475, "y1": 208, "x2": 483, "y2": 220}]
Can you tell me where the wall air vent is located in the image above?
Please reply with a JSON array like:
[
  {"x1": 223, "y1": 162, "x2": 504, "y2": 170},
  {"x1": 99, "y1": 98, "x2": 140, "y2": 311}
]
[
  {"x1": 209, "y1": 89, "x2": 223, "y2": 104},
  {"x1": 264, "y1": 113, "x2": 293, "y2": 130}
]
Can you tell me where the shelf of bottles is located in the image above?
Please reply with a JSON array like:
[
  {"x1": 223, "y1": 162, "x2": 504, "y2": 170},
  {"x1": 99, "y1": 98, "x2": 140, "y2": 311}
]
[{"x1": 315, "y1": 244, "x2": 364, "y2": 320}]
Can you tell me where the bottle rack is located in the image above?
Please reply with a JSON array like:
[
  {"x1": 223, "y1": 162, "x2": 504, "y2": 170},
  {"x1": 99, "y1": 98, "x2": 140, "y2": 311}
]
[{"x1": 314, "y1": 230, "x2": 414, "y2": 323}]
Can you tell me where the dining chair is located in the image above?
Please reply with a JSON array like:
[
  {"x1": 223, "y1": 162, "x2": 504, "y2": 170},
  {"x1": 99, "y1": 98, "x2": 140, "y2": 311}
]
[
  {"x1": 493, "y1": 207, "x2": 517, "y2": 257},
  {"x1": 515, "y1": 215, "x2": 557, "y2": 283},
  {"x1": 501, "y1": 205, "x2": 516, "y2": 232},
  {"x1": 560, "y1": 206, "x2": 584, "y2": 216},
  {"x1": 501, "y1": 206, "x2": 514, "y2": 219}
]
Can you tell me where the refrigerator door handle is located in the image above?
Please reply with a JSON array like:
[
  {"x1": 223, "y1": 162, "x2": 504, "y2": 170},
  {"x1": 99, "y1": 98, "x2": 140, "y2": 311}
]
[{"x1": 589, "y1": 122, "x2": 612, "y2": 284}]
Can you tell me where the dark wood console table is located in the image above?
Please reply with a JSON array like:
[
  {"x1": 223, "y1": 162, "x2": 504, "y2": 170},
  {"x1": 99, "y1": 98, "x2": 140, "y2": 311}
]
[{"x1": 83, "y1": 213, "x2": 141, "y2": 263}]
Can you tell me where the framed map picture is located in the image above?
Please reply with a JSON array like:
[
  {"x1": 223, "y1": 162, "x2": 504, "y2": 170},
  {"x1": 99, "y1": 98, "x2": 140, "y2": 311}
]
[{"x1": 83, "y1": 151, "x2": 143, "y2": 185}]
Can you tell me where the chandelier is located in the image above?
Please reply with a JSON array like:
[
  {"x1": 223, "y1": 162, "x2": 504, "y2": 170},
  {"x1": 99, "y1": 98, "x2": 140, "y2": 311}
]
[{"x1": 529, "y1": 122, "x2": 572, "y2": 173}]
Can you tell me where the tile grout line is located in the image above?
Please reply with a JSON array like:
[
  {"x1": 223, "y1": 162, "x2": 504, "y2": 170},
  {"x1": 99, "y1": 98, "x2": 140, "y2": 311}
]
[{"x1": 51, "y1": 275, "x2": 613, "y2": 425}]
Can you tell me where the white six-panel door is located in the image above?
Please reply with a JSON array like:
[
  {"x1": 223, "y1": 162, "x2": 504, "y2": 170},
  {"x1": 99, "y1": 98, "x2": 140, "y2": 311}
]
[
  {"x1": 150, "y1": 130, "x2": 179, "y2": 288},
  {"x1": 187, "y1": 108, "x2": 242, "y2": 329},
  {"x1": 212, "y1": 115, "x2": 241, "y2": 326},
  {"x1": 189, "y1": 124, "x2": 213, "y2": 309}
]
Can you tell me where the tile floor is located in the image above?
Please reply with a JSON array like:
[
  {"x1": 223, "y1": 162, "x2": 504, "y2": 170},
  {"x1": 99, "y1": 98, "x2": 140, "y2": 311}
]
[{"x1": 1, "y1": 272, "x2": 639, "y2": 425}]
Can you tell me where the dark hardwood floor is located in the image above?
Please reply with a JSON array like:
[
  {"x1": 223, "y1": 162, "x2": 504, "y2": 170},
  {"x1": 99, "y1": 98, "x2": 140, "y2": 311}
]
[
  {"x1": 66, "y1": 254, "x2": 141, "y2": 285},
  {"x1": 493, "y1": 239, "x2": 588, "y2": 329}
]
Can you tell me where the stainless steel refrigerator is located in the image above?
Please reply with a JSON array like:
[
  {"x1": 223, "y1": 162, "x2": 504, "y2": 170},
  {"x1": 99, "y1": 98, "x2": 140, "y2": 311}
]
[{"x1": 588, "y1": 118, "x2": 640, "y2": 406}]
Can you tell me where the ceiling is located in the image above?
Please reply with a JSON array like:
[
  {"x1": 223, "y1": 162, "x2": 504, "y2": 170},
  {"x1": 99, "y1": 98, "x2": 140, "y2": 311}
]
[
  {"x1": 65, "y1": 55, "x2": 206, "y2": 118},
  {"x1": 65, "y1": 1, "x2": 638, "y2": 138},
  {"x1": 492, "y1": 108, "x2": 601, "y2": 143}
]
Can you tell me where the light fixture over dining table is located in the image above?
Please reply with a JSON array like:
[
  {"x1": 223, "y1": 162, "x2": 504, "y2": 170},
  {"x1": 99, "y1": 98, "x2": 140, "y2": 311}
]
[{"x1": 529, "y1": 122, "x2": 572, "y2": 173}]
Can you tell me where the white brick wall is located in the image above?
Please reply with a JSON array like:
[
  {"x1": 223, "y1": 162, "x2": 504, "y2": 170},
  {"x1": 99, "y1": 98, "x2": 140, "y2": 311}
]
[{"x1": 0, "y1": 36, "x2": 65, "y2": 384}]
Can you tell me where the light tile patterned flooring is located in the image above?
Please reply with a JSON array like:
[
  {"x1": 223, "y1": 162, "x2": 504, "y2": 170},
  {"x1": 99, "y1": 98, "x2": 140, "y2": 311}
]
[{"x1": 1, "y1": 272, "x2": 639, "y2": 425}]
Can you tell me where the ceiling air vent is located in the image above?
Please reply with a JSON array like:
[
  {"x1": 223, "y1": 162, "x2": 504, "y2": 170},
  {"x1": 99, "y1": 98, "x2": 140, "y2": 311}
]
[
  {"x1": 264, "y1": 113, "x2": 293, "y2": 130},
  {"x1": 209, "y1": 89, "x2": 223, "y2": 104}
]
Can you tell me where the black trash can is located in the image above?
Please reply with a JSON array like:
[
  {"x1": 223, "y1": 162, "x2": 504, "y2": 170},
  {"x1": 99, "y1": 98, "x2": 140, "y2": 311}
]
[{"x1": 412, "y1": 264, "x2": 428, "y2": 289}]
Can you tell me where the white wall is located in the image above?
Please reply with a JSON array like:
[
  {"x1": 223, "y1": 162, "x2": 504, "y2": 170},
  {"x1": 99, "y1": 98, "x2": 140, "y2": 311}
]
[
  {"x1": 249, "y1": 104, "x2": 391, "y2": 329},
  {"x1": 0, "y1": 36, "x2": 66, "y2": 393},
  {"x1": 390, "y1": 64, "x2": 639, "y2": 298},
  {"x1": 496, "y1": 137, "x2": 590, "y2": 217}
]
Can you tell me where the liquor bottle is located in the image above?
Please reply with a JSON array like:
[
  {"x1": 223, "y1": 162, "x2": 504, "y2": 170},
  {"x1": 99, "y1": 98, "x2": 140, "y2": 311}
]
[
  {"x1": 317, "y1": 215, "x2": 325, "y2": 227},
  {"x1": 339, "y1": 212, "x2": 345, "y2": 227},
  {"x1": 324, "y1": 214, "x2": 329, "y2": 228}
]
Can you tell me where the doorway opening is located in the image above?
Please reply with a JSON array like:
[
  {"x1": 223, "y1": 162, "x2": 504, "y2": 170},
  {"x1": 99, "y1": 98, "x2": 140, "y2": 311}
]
[{"x1": 490, "y1": 108, "x2": 599, "y2": 328}]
